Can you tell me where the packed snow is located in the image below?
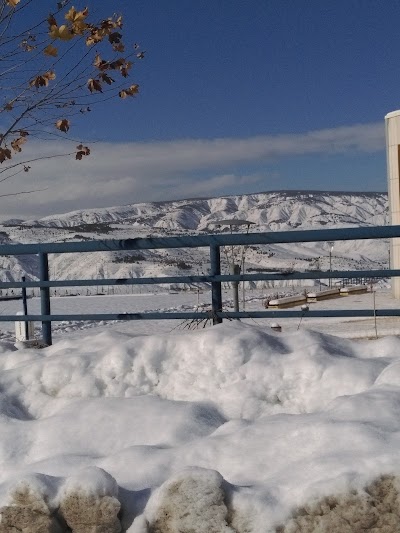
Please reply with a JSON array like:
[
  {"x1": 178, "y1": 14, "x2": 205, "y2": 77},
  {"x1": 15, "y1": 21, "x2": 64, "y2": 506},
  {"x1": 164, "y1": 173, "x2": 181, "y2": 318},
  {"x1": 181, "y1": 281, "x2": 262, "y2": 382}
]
[{"x1": 1, "y1": 313, "x2": 400, "y2": 531}]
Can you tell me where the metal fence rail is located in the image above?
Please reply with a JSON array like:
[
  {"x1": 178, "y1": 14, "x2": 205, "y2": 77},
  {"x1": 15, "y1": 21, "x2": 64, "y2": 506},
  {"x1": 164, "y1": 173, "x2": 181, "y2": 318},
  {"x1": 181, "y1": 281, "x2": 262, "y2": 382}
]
[{"x1": 0, "y1": 224, "x2": 398, "y2": 346}]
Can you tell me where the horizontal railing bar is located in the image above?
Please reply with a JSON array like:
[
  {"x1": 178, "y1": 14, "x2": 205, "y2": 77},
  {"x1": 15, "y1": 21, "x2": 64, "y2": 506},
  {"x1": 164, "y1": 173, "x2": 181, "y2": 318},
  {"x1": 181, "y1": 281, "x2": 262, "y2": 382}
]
[
  {"x1": 5, "y1": 309, "x2": 400, "y2": 322},
  {"x1": 0, "y1": 225, "x2": 398, "y2": 255},
  {"x1": 0, "y1": 269, "x2": 395, "y2": 289}
]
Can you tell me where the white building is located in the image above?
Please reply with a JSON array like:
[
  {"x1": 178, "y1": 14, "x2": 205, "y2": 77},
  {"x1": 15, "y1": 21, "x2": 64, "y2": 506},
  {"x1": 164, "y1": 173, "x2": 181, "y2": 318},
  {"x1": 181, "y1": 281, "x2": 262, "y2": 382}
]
[{"x1": 385, "y1": 110, "x2": 400, "y2": 298}]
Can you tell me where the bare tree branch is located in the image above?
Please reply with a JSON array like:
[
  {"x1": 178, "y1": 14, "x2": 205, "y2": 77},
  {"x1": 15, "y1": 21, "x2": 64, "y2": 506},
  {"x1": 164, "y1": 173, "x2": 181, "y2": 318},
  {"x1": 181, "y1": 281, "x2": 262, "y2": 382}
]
[
  {"x1": 0, "y1": 0, "x2": 143, "y2": 182},
  {"x1": 0, "y1": 186, "x2": 48, "y2": 198}
]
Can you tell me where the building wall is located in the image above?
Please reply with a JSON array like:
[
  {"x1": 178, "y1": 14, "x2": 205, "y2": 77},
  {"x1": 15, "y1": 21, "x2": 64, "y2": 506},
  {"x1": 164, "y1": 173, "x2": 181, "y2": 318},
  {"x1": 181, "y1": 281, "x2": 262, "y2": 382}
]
[{"x1": 385, "y1": 111, "x2": 400, "y2": 298}]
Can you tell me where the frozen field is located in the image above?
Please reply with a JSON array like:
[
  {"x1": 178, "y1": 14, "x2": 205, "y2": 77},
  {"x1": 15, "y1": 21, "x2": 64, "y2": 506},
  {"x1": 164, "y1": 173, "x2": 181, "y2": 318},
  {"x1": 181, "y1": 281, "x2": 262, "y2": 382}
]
[
  {"x1": 0, "y1": 288, "x2": 400, "y2": 531},
  {"x1": 0, "y1": 285, "x2": 399, "y2": 340}
]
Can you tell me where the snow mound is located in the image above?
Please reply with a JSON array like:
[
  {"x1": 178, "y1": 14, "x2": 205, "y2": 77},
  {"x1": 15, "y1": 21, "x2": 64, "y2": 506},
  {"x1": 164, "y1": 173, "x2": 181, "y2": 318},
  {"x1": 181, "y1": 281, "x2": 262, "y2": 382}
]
[
  {"x1": 1, "y1": 323, "x2": 395, "y2": 420},
  {"x1": 139, "y1": 467, "x2": 234, "y2": 533},
  {"x1": 277, "y1": 475, "x2": 400, "y2": 533},
  {"x1": 0, "y1": 474, "x2": 62, "y2": 532},
  {"x1": 60, "y1": 466, "x2": 119, "y2": 499},
  {"x1": 59, "y1": 491, "x2": 121, "y2": 532},
  {"x1": 0, "y1": 468, "x2": 122, "y2": 533}
]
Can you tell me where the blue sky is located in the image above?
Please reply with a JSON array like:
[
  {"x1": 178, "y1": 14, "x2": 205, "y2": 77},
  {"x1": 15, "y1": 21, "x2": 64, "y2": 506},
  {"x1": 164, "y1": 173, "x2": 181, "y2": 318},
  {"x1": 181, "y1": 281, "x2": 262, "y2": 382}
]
[
  {"x1": 3, "y1": 0, "x2": 400, "y2": 217},
  {"x1": 114, "y1": 0, "x2": 400, "y2": 141}
]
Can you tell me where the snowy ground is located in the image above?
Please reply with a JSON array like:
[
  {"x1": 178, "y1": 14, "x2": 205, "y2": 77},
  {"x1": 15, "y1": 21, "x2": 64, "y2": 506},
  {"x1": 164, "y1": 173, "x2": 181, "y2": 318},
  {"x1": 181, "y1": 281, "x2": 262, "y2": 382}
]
[
  {"x1": 0, "y1": 285, "x2": 399, "y2": 340},
  {"x1": 1, "y1": 289, "x2": 400, "y2": 531}
]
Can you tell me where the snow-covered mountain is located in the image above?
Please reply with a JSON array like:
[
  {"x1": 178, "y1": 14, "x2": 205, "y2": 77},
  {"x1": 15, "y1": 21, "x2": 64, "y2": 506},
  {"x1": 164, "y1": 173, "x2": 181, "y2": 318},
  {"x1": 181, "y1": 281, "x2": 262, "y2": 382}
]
[
  {"x1": 19, "y1": 190, "x2": 387, "y2": 232},
  {"x1": 0, "y1": 190, "x2": 389, "y2": 284}
]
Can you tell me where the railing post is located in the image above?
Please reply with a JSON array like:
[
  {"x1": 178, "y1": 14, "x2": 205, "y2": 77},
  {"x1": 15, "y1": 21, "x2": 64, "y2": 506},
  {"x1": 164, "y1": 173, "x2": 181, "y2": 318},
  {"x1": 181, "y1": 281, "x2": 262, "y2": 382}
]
[
  {"x1": 210, "y1": 244, "x2": 223, "y2": 325},
  {"x1": 39, "y1": 252, "x2": 52, "y2": 345}
]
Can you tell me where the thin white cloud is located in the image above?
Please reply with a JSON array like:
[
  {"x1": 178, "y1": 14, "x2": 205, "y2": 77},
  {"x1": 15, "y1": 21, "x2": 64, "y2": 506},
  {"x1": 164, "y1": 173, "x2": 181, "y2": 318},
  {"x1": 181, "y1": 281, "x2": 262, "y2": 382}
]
[{"x1": 0, "y1": 121, "x2": 385, "y2": 219}]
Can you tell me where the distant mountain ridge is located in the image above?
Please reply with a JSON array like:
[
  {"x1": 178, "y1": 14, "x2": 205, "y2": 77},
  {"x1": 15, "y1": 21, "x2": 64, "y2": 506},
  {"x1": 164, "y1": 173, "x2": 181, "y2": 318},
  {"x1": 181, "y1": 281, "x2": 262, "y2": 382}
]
[
  {"x1": 0, "y1": 190, "x2": 389, "y2": 283},
  {"x1": 20, "y1": 190, "x2": 388, "y2": 233}
]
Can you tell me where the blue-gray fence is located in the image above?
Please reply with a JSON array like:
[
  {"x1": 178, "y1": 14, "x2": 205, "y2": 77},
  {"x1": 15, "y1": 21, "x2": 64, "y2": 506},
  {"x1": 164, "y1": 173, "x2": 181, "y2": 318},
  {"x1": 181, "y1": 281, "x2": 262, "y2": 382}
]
[{"x1": 0, "y1": 224, "x2": 399, "y2": 345}]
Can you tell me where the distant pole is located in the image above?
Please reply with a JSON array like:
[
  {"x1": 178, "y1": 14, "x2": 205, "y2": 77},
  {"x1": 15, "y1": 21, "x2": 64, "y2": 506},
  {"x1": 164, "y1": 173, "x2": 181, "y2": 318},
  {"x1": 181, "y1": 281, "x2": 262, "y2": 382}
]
[
  {"x1": 21, "y1": 275, "x2": 29, "y2": 340},
  {"x1": 230, "y1": 263, "x2": 240, "y2": 313},
  {"x1": 328, "y1": 242, "x2": 334, "y2": 288},
  {"x1": 242, "y1": 255, "x2": 247, "y2": 310}
]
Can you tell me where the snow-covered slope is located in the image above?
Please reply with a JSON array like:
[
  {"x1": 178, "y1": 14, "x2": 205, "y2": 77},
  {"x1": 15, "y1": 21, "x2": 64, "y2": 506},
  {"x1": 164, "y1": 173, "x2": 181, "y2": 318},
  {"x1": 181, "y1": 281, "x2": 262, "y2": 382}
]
[{"x1": 0, "y1": 190, "x2": 389, "y2": 283}]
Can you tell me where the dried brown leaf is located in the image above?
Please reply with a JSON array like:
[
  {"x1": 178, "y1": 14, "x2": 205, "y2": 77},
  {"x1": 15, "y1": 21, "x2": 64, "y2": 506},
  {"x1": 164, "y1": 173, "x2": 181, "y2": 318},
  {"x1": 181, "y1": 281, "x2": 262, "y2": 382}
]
[
  {"x1": 48, "y1": 13, "x2": 57, "y2": 27},
  {"x1": 87, "y1": 78, "x2": 102, "y2": 93},
  {"x1": 29, "y1": 71, "x2": 56, "y2": 88},
  {"x1": 109, "y1": 31, "x2": 122, "y2": 44},
  {"x1": 49, "y1": 24, "x2": 74, "y2": 41},
  {"x1": 100, "y1": 73, "x2": 114, "y2": 85},
  {"x1": 11, "y1": 137, "x2": 26, "y2": 153},
  {"x1": 113, "y1": 43, "x2": 125, "y2": 53},
  {"x1": 76, "y1": 144, "x2": 90, "y2": 160},
  {"x1": 44, "y1": 44, "x2": 58, "y2": 57},
  {"x1": 55, "y1": 119, "x2": 70, "y2": 133},
  {"x1": 0, "y1": 148, "x2": 12, "y2": 163},
  {"x1": 119, "y1": 84, "x2": 139, "y2": 98}
]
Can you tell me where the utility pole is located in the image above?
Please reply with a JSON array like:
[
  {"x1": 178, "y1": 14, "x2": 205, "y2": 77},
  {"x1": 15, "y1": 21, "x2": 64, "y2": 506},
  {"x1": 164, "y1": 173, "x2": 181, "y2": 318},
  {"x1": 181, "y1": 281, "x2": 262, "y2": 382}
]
[{"x1": 328, "y1": 242, "x2": 334, "y2": 288}]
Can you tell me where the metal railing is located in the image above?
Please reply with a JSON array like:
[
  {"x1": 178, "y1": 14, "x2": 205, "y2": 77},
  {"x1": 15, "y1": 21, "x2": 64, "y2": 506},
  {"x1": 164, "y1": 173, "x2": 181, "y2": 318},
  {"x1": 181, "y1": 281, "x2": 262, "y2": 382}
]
[{"x1": 0, "y1": 224, "x2": 399, "y2": 345}]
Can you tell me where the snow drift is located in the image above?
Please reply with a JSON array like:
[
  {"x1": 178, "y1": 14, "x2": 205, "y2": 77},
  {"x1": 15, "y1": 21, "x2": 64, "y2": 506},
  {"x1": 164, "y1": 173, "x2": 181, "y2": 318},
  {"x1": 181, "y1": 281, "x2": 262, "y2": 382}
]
[{"x1": 0, "y1": 322, "x2": 400, "y2": 531}]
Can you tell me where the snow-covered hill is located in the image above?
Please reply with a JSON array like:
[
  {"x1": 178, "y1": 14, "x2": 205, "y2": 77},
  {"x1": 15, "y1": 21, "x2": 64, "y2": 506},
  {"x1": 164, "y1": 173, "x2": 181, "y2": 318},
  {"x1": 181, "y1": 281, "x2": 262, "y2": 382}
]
[{"x1": 0, "y1": 190, "x2": 389, "y2": 284}]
